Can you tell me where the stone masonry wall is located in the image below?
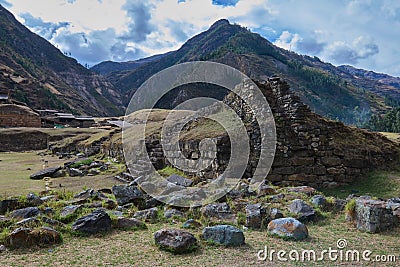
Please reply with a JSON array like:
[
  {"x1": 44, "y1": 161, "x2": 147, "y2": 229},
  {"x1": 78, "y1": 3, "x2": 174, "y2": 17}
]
[
  {"x1": 142, "y1": 77, "x2": 400, "y2": 188},
  {"x1": 0, "y1": 104, "x2": 41, "y2": 128}
]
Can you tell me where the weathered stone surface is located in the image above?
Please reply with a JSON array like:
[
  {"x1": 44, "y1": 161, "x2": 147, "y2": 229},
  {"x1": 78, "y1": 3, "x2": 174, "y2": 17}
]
[
  {"x1": 311, "y1": 195, "x2": 327, "y2": 208},
  {"x1": 8, "y1": 228, "x2": 31, "y2": 248},
  {"x1": 267, "y1": 217, "x2": 308, "y2": 240},
  {"x1": 355, "y1": 198, "x2": 397, "y2": 233},
  {"x1": 134, "y1": 207, "x2": 158, "y2": 223},
  {"x1": 201, "y1": 203, "x2": 236, "y2": 222},
  {"x1": 30, "y1": 166, "x2": 62, "y2": 180},
  {"x1": 202, "y1": 225, "x2": 245, "y2": 246},
  {"x1": 154, "y1": 229, "x2": 197, "y2": 254},
  {"x1": 11, "y1": 207, "x2": 41, "y2": 220},
  {"x1": 60, "y1": 205, "x2": 83, "y2": 219},
  {"x1": 114, "y1": 217, "x2": 146, "y2": 229},
  {"x1": 257, "y1": 184, "x2": 277, "y2": 197},
  {"x1": 288, "y1": 199, "x2": 316, "y2": 222},
  {"x1": 15, "y1": 217, "x2": 40, "y2": 227},
  {"x1": 26, "y1": 192, "x2": 43, "y2": 206},
  {"x1": 321, "y1": 156, "x2": 341, "y2": 167},
  {"x1": 8, "y1": 227, "x2": 62, "y2": 248},
  {"x1": 245, "y1": 204, "x2": 265, "y2": 229},
  {"x1": 269, "y1": 208, "x2": 284, "y2": 220},
  {"x1": 0, "y1": 199, "x2": 19, "y2": 214},
  {"x1": 67, "y1": 168, "x2": 84, "y2": 177},
  {"x1": 182, "y1": 219, "x2": 202, "y2": 229},
  {"x1": 166, "y1": 174, "x2": 193, "y2": 187},
  {"x1": 72, "y1": 209, "x2": 112, "y2": 234},
  {"x1": 164, "y1": 209, "x2": 184, "y2": 219},
  {"x1": 112, "y1": 184, "x2": 144, "y2": 205}
]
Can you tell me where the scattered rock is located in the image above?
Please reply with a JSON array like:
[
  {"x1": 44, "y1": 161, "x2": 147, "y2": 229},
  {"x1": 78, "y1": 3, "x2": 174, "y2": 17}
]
[
  {"x1": 30, "y1": 166, "x2": 62, "y2": 180},
  {"x1": 72, "y1": 209, "x2": 112, "y2": 235},
  {"x1": 245, "y1": 204, "x2": 266, "y2": 229},
  {"x1": 182, "y1": 219, "x2": 202, "y2": 229},
  {"x1": 288, "y1": 199, "x2": 316, "y2": 222},
  {"x1": 52, "y1": 169, "x2": 66, "y2": 178},
  {"x1": 67, "y1": 168, "x2": 84, "y2": 177},
  {"x1": 257, "y1": 184, "x2": 277, "y2": 197},
  {"x1": 41, "y1": 217, "x2": 64, "y2": 227},
  {"x1": 202, "y1": 225, "x2": 245, "y2": 247},
  {"x1": 164, "y1": 209, "x2": 184, "y2": 219},
  {"x1": 16, "y1": 217, "x2": 40, "y2": 227},
  {"x1": 334, "y1": 199, "x2": 347, "y2": 212},
  {"x1": 27, "y1": 192, "x2": 43, "y2": 206},
  {"x1": 8, "y1": 228, "x2": 31, "y2": 248},
  {"x1": 11, "y1": 207, "x2": 41, "y2": 220},
  {"x1": 60, "y1": 205, "x2": 83, "y2": 220},
  {"x1": 311, "y1": 195, "x2": 327, "y2": 208},
  {"x1": 134, "y1": 207, "x2": 158, "y2": 223},
  {"x1": 166, "y1": 174, "x2": 193, "y2": 187},
  {"x1": 354, "y1": 198, "x2": 397, "y2": 233},
  {"x1": 40, "y1": 195, "x2": 56, "y2": 202},
  {"x1": 8, "y1": 227, "x2": 62, "y2": 248},
  {"x1": 112, "y1": 184, "x2": 144, "y2": 206},
  {"x1": 267, "y1": 217, "x2": 308, "y2": 240},
  {"x1": 154, "y1": 229, "x2": 197, "y2": 254},
  {"x1": 201, "y1": 203, "x2": 236, "y2": 222},
  {"x1": 114, "y1": 217, "x2": 147, "y2": 229},
  {"x1": 0, "y1": 199, "x2": 19, "y2": 214},
  {"x1": 268, "y1": 208, "x2": 284, "y2": 220}
]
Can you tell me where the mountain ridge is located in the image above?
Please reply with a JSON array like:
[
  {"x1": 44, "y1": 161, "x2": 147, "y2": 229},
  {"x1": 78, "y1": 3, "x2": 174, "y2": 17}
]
[
  {"x1": 0, "y1": 4, "x2": 124, "y2": 116},
  {"x1": 92, "y1": 19, "x2": 400, "y2": 124}
]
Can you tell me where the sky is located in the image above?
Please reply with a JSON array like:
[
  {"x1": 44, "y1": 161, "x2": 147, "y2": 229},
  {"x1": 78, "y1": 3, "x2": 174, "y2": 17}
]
[{"x1": 1, "y1": 0, "x2": 400, "y2": 77}]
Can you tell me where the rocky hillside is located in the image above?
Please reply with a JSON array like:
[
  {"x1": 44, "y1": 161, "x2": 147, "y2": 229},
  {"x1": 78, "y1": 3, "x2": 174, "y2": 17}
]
[
  {"x1": 93, "y1": 19, "x2": 400, "y2": 124},
  {"x1": 0, "y1": 5, "x2": 124, "y2": 116}
]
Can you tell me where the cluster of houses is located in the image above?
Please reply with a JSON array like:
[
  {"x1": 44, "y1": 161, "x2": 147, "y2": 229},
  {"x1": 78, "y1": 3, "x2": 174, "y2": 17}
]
[{"x1": 0, "y1": 89, "x2": 119, "y2": 128}]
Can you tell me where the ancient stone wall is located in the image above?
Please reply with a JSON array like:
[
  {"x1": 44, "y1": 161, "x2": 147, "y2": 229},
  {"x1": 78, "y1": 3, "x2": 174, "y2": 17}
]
[
  {"x1": 141, "y1": 77, "x2": 400, "y2": 188},
  {"x1": 0, "y1": 104, "x2": 41, "y2": 128},
  {"x1": 0, "y1": 130, "x2": 48, "y2": 152}
]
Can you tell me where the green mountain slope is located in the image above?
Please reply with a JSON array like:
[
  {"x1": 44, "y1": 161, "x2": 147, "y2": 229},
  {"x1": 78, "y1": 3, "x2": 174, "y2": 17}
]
[
  {"x1": 0, "y1": 5, "x2": 124, "y2": 116},
  {"x1": 97, "y1": 19, "x2": 397, "y2": 124}
]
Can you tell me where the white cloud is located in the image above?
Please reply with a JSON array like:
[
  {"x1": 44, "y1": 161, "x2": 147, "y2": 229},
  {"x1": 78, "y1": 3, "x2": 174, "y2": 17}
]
[{"x1": 3, "y1": 0, "x2": 400, "y2": 76}]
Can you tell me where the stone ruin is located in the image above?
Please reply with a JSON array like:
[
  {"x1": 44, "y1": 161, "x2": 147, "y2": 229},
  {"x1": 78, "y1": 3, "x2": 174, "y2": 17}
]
[{"x1": 136, "y1": 77, "x2": 400, "y2": 188}]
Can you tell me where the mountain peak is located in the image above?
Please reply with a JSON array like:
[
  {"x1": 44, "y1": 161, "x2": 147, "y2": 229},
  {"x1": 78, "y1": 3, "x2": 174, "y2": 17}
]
[{"x1": 209, "y1": 19, "x2": 230, "y2": 29}]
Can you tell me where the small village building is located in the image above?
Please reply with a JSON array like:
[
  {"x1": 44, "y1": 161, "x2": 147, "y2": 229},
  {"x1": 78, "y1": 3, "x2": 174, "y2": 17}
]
[{"x1": 0, "y1": 103, "x2": 41, "y2": 127}]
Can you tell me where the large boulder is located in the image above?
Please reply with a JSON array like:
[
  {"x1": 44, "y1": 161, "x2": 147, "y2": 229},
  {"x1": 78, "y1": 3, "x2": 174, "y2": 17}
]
[
  {"x1": 288, "y1": 199, "x2": 316, "y2": 222},
  {"x1": 11, "y1": 207, "x2": 41, "y2": 220},
  {"x1": 30, "y1": 166, "x2": 62, "y2": 180},
  {"x1": 72, "y1": 209, "x2": 112, "y2": 234},
  {"x1": 202, "y1": 225, "x2": 245, "y2": 247},
  {"x1": 112, "y1": 184, "x2": 144, "y2": 205},
  {"x1": 8, "y1": 227, "x2": 62, "y2": 248},
  {"x1": 267, "y1": 217, "x2": 308, "y2": 240},
  {"x1": 154, "y1": 229, "x2": 197, "y2": 254},
  {"x1": 355, "y1": 198, "x2": 397, "y2": 233}
]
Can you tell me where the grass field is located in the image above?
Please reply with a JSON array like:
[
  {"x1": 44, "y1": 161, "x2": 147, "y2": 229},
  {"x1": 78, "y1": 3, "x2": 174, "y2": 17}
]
[
  {"x1": 1, "y1": 152, "x2": 400, "y2": 266},
  {"x1": 0, "y1": 152, "x2": 119, "y2": 198},
  {"x1": 0, "y1": 214, "x2": 399, "y2": 266}
]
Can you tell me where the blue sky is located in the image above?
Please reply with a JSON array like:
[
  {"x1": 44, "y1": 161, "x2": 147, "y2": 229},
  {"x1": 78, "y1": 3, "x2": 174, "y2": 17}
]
[{"x1": 1, "y1": 0, "x2": 400, "y2": 77}]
